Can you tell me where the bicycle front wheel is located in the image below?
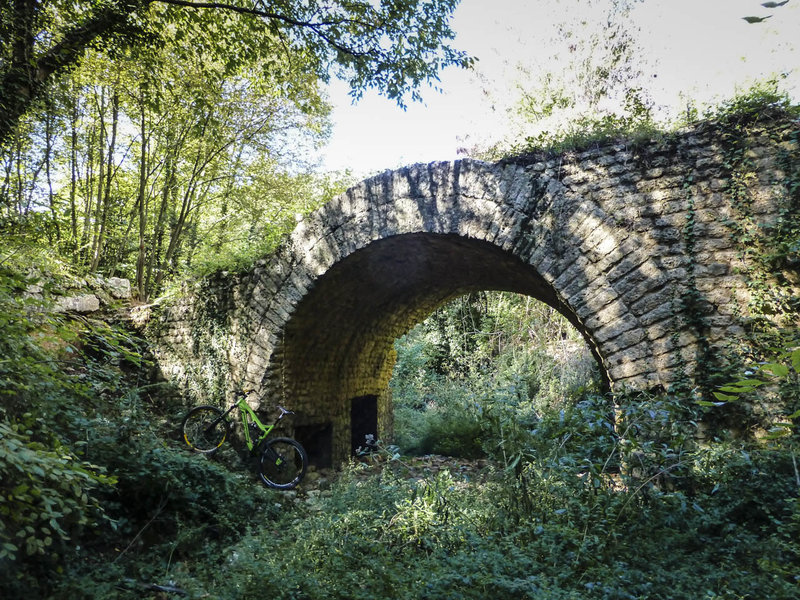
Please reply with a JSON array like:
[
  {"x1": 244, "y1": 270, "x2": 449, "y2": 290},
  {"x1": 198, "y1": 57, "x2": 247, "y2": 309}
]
[
  {"x1": 182, "y1": 406, "x2": 227, "y2": 453},
  {"x1": 260, "y1": 438, "x2": 308, "y2": 489}
]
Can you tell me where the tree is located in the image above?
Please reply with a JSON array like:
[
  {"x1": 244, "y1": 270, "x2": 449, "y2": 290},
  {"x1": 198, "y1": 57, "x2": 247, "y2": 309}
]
[
  {"x1": 57, "y1": 34, "x2": 333, "y2": 296},
  {"x1": 467, "y1": 0, "x2": 654, "y2": 158},
  {"x1": 0, "y1": 0, "x2": 470, "y2": 146}
]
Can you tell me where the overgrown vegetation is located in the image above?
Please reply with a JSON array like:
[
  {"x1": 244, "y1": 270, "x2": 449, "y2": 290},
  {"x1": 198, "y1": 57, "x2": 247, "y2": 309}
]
[
  {"x1": 196, "y1": 397, "x2": 798, "y2": 600},
  {"x1": 0, "y1": 262, "x2": 278, "y2": 598},
  {"x1": 4, "y1": 272, "x2": 797, "y2": 599},
  {"x1": 491, "y1": 76, "x2": 799, "y2": 163},
  {"x1": 1, "y1": 0, "x2": 470, "y2": 300},
  {"x1": 390, "y1": 291, "x2": 600, "y2": 457},
  {"x1": 504, "y1": 86, "x2": 662, "y2": 157},
  {"x1": 2, "y1": 0, "x2": 800, "y2": 587}
]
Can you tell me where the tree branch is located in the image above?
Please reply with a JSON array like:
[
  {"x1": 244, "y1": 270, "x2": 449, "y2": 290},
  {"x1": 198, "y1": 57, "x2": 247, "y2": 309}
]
[
  {"x1": 153, "y1": 0, "x2": 327, "y2": 26},
  {"x1": 150, "y1": 0, "x2": 375, "y2": 57},
  {"x1": 1, "y1": 1, "x2": 147, "y2": 146}
]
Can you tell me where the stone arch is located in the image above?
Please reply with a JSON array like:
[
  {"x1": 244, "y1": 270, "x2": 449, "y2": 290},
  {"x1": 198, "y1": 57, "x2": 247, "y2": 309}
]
[
  {"x1": 145, "y1": 117, "x2": 799, "y2": 464},
  {"x1": 265, "y1": 233, "x2": 599, "y2": 456},
  {"x1": 231, "y1": 160, "x2": 676, "y2": 460}
]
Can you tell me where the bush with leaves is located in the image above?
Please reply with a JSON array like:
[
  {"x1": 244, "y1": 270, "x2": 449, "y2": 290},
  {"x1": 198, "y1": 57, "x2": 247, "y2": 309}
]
[
  {"x1": 0, "y1": 261, "x2": 281, "y2": 597},
  {"x1": 0, "y1": 266, "x2": 121, "y2": 594},
  {"x1": 157, "y1": 409, "x2": 799, "y2": 600},
  {"x1": 0, "y1": 421, "x2": 115, "y2": 563},
  {"x1": 707, "y1": 344, "x2": 800, "y2": 440}
]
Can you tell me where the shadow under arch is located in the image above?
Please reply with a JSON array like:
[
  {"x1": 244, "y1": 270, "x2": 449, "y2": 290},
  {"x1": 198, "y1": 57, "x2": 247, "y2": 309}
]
[{"x1": 265, "y1": 232, "x2": 609, "y2": 464}]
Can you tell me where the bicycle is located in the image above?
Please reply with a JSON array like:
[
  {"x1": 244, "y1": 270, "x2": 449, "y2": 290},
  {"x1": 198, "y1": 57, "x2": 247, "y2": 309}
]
[{"x1": 181, "y1": 392, "x2": 308, "y2": 489}]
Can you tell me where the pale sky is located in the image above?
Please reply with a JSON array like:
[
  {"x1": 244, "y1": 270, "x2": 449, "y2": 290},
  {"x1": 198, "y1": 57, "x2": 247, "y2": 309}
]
[{"x1": 320, "y1": 0, "x2": 800, "y2": 176}]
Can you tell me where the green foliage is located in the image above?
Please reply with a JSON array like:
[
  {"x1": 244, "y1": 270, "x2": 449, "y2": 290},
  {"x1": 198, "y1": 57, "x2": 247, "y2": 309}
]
[
  {"x1": 391, "y1": 291, "x2": 601, "y2": 456},
  {"x1": 0, "y1": 420, "x2": 115, "y2": 562},
  {"x1": 383, "y1": 281, "x2": 798, "y2": 598},
  {"x1": 187, "y1": 169, "x2": 354, "y2": 278},
  {"x1": 1, "y1": 0, "x2": 470, "y2": 147},
  {"x1": 137, "y1": 393, "x2": 800, "y2": 600},
  {"x1": 393, "y1": 374, "x2": 499, "y2": 457},
  {"x1": 706, "y1": 344, "x2": 800, "y2": 440},
  {"x1": 2, "y1": 0, "x2": 467, "y2": 299},
  {"x1": 0, "y1": 265, "x2": 121, "y2": 590},
  {"x1": 0, "y1": 261, "x2": 279, "y2": 598},
  {"x1": 511, "y1": 87, "x2": 661, "y2": 156},
  {"x1": 703, "y1": 79, "x2": 799, "y2": 127},
  {"x1": 0, "y1": 266, "x2": 80, "y2": 416},
  {"x1": 1, "y1": 38, "x2": 333, "y2": 298},
  {"x1": 3, "y1": 254, "x2": 798, "y2": 598}
]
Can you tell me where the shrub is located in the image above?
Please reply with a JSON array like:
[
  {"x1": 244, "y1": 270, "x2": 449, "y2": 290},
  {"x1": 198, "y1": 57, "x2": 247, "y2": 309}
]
[
  {"x1": 0, "y1": 421, "x2": 115, "y2": 562},
  {"x1": 390, "y1": 292, "x2": 601, "y2": 459}
]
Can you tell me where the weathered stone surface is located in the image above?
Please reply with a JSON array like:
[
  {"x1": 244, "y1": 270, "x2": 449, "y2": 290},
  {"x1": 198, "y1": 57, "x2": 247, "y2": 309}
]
[
  {"x1": 106, "y1": 277, "x2": 132, "y2": 299},
  {"x1": 25, "y1": 274, "x2": 133, "y2": 309},
  {"x1": 55, "y1": 294, "x2": 100, "y2": 313},
  {"x1": 141, "y1": 115, "x2": 800, "y2": 465}
]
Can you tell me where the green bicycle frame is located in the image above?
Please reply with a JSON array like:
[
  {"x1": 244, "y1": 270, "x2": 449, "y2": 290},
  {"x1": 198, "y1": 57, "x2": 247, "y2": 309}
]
[
  {"x1": 239, "y1": 398, "x2": 272, "y2": 451},
  {"x1": 216, "y1": 393, "x2": 291, "y2": 452}
]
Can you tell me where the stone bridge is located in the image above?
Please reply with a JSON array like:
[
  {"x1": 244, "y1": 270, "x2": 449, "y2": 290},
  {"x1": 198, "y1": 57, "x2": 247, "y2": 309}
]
[{"x1": 143, "y1": 112, "x2": 799, "y2": 465}]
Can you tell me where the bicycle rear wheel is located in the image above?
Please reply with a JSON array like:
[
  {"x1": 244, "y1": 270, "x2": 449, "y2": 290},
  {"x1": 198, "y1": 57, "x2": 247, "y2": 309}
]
[
  {"x1": 182, "y1": 406, "x2": 227, "y2": 453},
  {"x1": 259, "y1": 438, "x2": 307, "y2": 489}
]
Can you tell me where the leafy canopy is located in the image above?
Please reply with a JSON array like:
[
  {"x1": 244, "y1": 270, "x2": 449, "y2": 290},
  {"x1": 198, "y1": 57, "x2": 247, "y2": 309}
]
[{"x1": 0, "y1": 0, "x2": 471, "y2": 145}]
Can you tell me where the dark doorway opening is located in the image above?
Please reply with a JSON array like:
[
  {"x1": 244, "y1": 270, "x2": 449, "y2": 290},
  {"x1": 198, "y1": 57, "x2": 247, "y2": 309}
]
[
  {"x1": 351, "y1": 395, "x2": 378, "y2": 456},
  {"x1": 294, "y1": 423, "x2": 333, "y2": 468}
]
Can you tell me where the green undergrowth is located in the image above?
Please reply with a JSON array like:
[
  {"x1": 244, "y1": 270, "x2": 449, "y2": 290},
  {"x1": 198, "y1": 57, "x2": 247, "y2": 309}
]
[
  {"x1": 390, "y1": 292, "x2": 601, "y2": 458},
  {"x1": 0, "y1": 265, "x2": 278, "y2": 598},
  {"x1": 497, "y1": 80, "x2": 799, "y2": 162},
  {"x1": 54, "y1": 396, "x2": 799, "y2": 600},
  {"x1": 1, "y1": 263, "x2": 799, "y2": 598},
  {"x1": 184, "y1": 393, "x2": 799, "y2": 600}
]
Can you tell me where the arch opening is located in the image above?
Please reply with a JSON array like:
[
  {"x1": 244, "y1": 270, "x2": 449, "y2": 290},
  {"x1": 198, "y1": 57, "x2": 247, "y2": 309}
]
[
  {"x1": 389, "y1": 290, "x2": 602, "y2": 458},
  {"x1": 265, "y1": 233, "x2": 608, "y2": 464}
]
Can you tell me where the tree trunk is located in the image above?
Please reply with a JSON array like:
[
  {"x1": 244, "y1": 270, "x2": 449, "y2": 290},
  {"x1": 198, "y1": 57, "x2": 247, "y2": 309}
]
[
  {"x1": 69, "y1": 95, "x2": 79, "y2": 250},
  {"x1": 0, "y1": 0, "x2": 145, "y2": 147},
  {"x1": 88, "y1": 91, "x2": 106, "y2": 269},
  {"x1": 44, "y1": 105, "x2": 60, "y2": 244},
  {"x1": 79, "y1": 120, "x2": 96, "y2": 265},
  {"x1": 90, "y1": 90, "x2": 119, "y2": 272},
  {"x1": 145, "y1": 151, "x2": 173, "y2": 298},
  {"x1": 135, "y1": 100, "x2": 149, "y2": 299}
]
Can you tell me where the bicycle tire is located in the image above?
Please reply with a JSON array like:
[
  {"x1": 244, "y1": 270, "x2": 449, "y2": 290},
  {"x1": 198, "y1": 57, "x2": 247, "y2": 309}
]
[
  {"x1": 259, "y1": 437, "x2": 308, "y2": 489},
  {"x1": 181, "y1": 406, "x2": 227, "y2": 453}
]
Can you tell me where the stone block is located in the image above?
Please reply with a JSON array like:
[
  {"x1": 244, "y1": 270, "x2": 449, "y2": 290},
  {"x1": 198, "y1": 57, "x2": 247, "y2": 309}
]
[
  {"x1": 55, "y1": 294, "x2": 100, "y2": 313},
  {"x1": 608, "y1": 356, "x2": 652, "y2": 380},
  {"x1": 593, "y1": 314, "x2": 639, "y2": 343},
  {"x1": 106, "y1": 277, "x2": 131, "y2": 299},
  {"x1": 603, "y1": 327, "x2": 647, "y2": 354}
]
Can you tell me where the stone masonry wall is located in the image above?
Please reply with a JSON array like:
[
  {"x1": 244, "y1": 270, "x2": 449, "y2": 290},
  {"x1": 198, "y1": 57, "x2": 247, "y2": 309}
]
[{"x1": 139, "y1": 111, "x2": 800, "y2": 465}]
